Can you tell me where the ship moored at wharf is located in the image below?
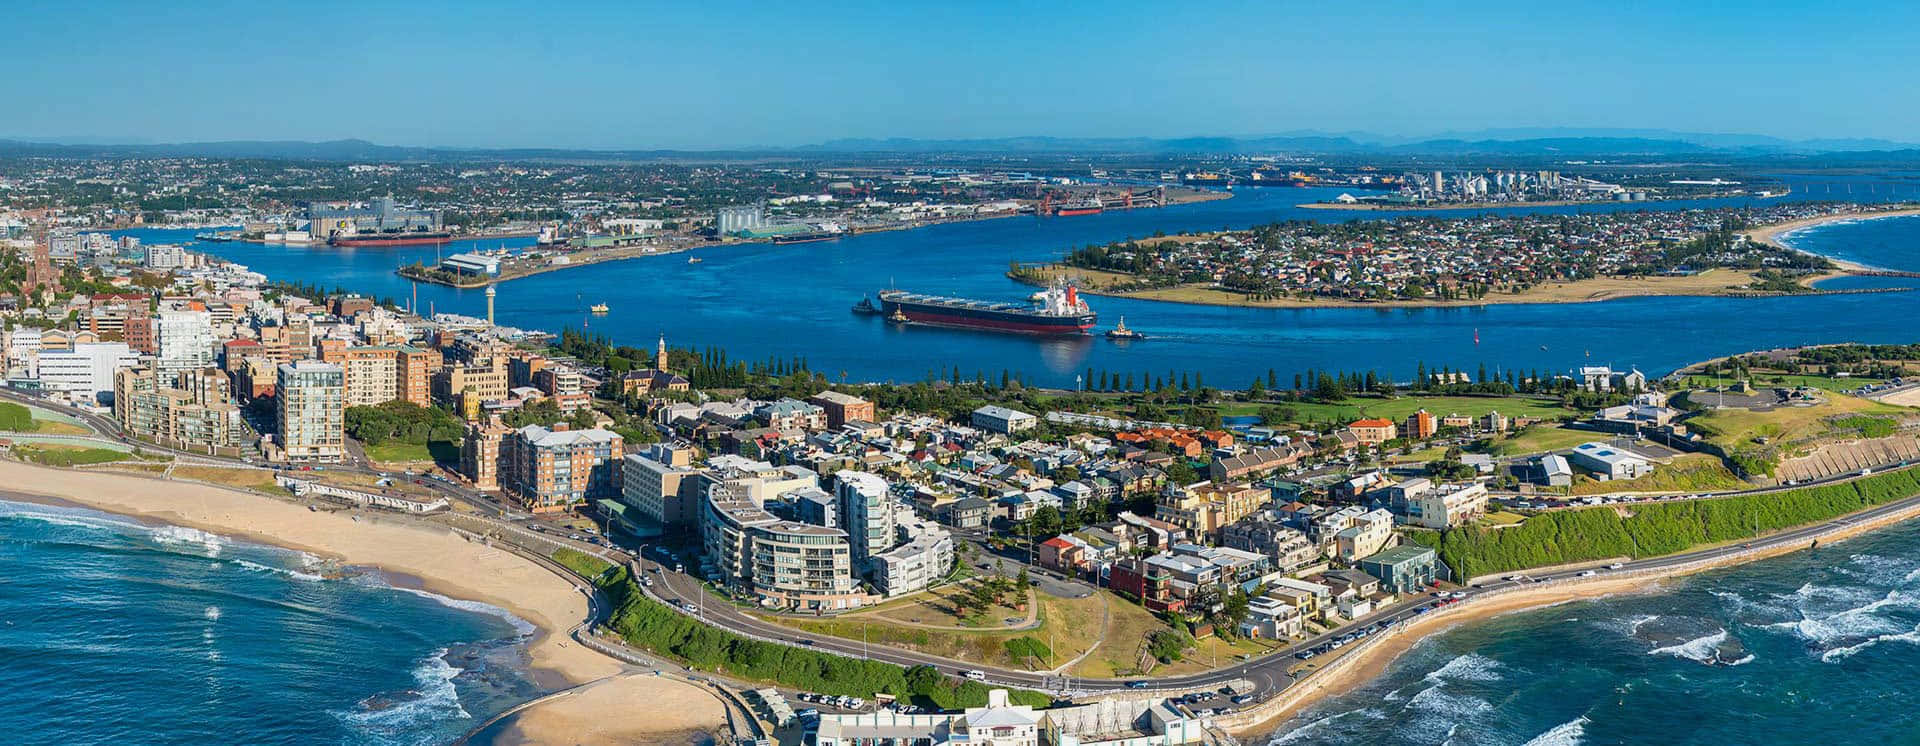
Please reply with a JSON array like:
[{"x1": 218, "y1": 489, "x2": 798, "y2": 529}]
[
  {"x1": 327, "y1": 230, "x2": 454, "y2": 247},
  {"x1": 873, "y1": 282, "x2": 1095, "y2": 335}
]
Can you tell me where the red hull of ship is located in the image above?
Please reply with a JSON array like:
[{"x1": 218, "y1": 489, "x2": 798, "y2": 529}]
[
  {"x1": 1054, "y1": 207, "x2": 1103, "y2": 216},
  {"x1": 328, "y1": 235, "x2": 453, "y2": 247},
  {"x1": 898, "y1": 310, "x2": 1093, "y2": 335}
]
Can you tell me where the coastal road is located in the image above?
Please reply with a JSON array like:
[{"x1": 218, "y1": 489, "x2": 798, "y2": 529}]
[{"x1": 618, "y1": 463, "x2": 1920, "y2": 711}]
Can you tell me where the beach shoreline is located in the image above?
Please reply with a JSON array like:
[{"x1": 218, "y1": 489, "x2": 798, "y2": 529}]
[
  {"x1": 0, "y1": 461, "x2": 726, "y2": 742},
  {"x1": 1740, "y1": 206, "x2": 1920, "y2": 271},
  {"x1": 1226, "y1": 487, "x2": 1920, "y2": 738},
  {"x1": 1013, "y1": 206, "x2": 1920, "y2": 311},
  {"x1": 1011, "y1": 266, "x2": 1869, "y2": 311}
]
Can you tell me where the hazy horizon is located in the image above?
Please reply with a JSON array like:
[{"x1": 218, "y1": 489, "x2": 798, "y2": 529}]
[{"x1": 7, "y1": 0, "x2": 1913, "y2": 149}]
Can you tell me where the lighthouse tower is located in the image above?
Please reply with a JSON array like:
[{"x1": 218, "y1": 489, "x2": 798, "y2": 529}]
[{"x1": 656, "y1": 334, "x2": 667, "y2": 370}]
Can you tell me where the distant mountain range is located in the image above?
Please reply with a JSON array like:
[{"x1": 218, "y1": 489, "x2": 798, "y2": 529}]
[
  {"x1": 2, "y1": 128, "x2": 1918, "y2": 161},
  {"x1": 807, "y1": 129, "x2": 1920, "y2": 156}
]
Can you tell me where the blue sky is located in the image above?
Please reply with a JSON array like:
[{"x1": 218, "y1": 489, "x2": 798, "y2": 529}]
[{"x1": 3, "y1": 0, "x2": 1909, "y2": 148}]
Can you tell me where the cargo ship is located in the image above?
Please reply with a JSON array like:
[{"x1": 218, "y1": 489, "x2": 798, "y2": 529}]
[
  {"x1": 328, "y1": 231, "x2": 454, "y2": 247},
  {"x1": 772, "y1": 227, "x2": 846, "y2": 244},
  {"x1": 1050, "y1": 198, "x2": 1105, "y2": 217},
  {"x1": 874, "y1": 282, "x2": 1095, "y2": 335}
]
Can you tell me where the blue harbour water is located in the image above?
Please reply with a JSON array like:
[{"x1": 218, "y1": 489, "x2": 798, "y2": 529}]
[
  {"x1": 126, "y1": 175, "x2": 1920, "y2": 389},
  {"x1": 1265, "y1": 520, "x2": 1920, "y2": 745},
  {"x1": 0, "y1": 499, "x2": 540, "y2": 745},
  {"x1": 78, "y1": 173, "x2": 1920, "y2": 744}
]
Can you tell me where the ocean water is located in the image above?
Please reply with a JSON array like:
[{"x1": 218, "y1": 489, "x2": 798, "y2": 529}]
[
  {"x1": 0, "y1": 499, "x2": 541, "y2": 745},
  {"x1": 122, "y1": 174, "x2": 1920, "y2": 388},
  {"x1": 1265, "y1": 520, "x2": 1920, "y2": 745}
]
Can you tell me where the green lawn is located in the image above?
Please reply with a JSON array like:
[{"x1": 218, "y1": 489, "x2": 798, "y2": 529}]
[
  {"x1": 1686, "y1": 393, "x2": 1907, "y2": 450},
  {"x1": 0, "y1": 402, "x2": 93, "y2": 436},
  {"x1": 14, "y1": 444, "x2": 128, "y2": 467},
  {"x1": 1221, "y1": 394, "x2": 1571, "y2": 427},
  {"x1": 766, "y1": 589, "x2": 1109, "y2": 672},
  {"x1": 553, "y1": 547, "x2": 617, "y2": 582},
  {"x1": 1676, "y1": 370, "x2": 1887, "y2": 395},
  {"x1": 361, "y1": 439, "x2": 458, "y2": 465},
  {"x1": 1480, "y1": 424, "x2": 1609, "y2": 456}
]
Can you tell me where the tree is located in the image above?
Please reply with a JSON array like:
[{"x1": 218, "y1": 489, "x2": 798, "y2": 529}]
[
  {"x1": 1147, "y1": 629, "x2": 1191, "y2": 663},
  {"x1": 1165, "y1": 461, "x2": 1198, "y2": 486}
]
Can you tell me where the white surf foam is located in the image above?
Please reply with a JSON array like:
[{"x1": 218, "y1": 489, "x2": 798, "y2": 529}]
[
  {"x1": 1648, "y1": 629, "x2": 1728, "y2": 662},
  {"x1": 233, "y1": 557, "x2": 326, "y2": 582},
  {"x1": 150, "y1": 525, "x2": 226, "y2": 557},
  {"x1": 1523, "y1": 716, "x2": 1591, "y2": 746},
  {"x1": 1819, "y1": 623, "x2": 1920, "y2": 662},
  {"x1": 1422, "y1": 652, "x2": 1503, "y2": 683},
  {"x1": 389, "y1": 585, "x2": 537, "y2": 637},
  {"x1": 1266, "y1": 707, "x2": 1385, "y2": 745},
  {"x1": 1764, "y1": 589, "x2": 1920, "y2": 647},
  {"x1": 336, "y1": 649, "x2": 472, "y2": 736}
]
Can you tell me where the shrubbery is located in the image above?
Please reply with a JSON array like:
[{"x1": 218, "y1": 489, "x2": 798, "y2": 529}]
[
  {"x1": 0, "y1": 402, "x2": 35, "y2": 431},
  {"x1": 1429, "y1": 468, "x2": 1920, "y2": 579},
  {"x1": 1004, "y1": 636, "x2": 1052, "y2": 663}
]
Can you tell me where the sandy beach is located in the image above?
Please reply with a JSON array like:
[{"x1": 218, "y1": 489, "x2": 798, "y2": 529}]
[
  {"x1": 1226, "y1": 489, "x2": 1920, "y2": 737},
  {"x1": 476, "y1": 674, "x2": 728, "y2": 745},
  {"x1": 1015, "y1": 265, "x2": 1838, "y2": 310},
  {"x1": 1741, "y1": 206, "x2": 1920, "y2": 271},
  {"x1": 0, "y1": 461, "x2": 726, "y2": 742}
]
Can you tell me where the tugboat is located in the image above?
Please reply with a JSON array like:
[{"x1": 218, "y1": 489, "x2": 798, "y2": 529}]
[
  {"x1": 1105, "y1": 316, "x2": 1146, "y2": 340},
  {"x1": 887, "y1": 308, "x2": 911, "y2": 324},
  {"x1": 851, "y1": 297, "x2": 881, "y2": 315}
]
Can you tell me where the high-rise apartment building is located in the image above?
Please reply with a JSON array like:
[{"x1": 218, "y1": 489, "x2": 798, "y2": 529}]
[
  {"x1": 155, "y1": 309, "x2": 215, "y2": 376},
  {"x1": 276, "y1": 361, "x2": 345, "y2": 462},
  {"x1": 502, "y1": 424, "x2": 623, "y2": 511}
]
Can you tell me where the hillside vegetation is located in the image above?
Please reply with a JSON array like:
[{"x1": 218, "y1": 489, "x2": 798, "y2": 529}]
[{"x1": 1417, "y1": 468, "x2": 1920, "y2": 579}]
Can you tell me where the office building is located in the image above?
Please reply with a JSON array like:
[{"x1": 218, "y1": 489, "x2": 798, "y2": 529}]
[
  {"x1": 37, "y1": 342, "x2": 143, "y2": 403},
  {"x1": 1570, "y1": 442, "x2": 1654, "y2": 480},
  {"x1": 971, "y1": 405, "x2": 1037, "y2": 435},
  {"x1": 809, "y1": 390, "x2": 875, "y2": 428},
  {"x1": 621, "y1": 448, "x2": 705, "y2": 525}
]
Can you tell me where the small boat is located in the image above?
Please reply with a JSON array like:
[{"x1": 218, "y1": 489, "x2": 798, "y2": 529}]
[
  {"x1": 851, "y1": 297, "x2": 881, "y2": 315},
  {"x1": 687, "y1": 256, "x2": 704, "y2": 264},
  {"x1": 590, "y1": 303, "x2": 609, "y2": 314},
  {"x1": 887, "y1": 308, "x2": 911, "y2": 324},
  {"x1": 1105, "y1": 316, "x2": 1146, "y2": 340}
]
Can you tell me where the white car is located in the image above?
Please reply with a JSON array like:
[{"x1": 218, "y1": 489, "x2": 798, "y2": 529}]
[
  {"x1": 963, "y1": 670, "x2": 987, "y2": 681},
  {"x1": 1607, "y1": 563, "x2": 1625, "y2": 570},
  {"x1": 1577, "y1": 570, "x2": 1597, "y2": 577}
]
